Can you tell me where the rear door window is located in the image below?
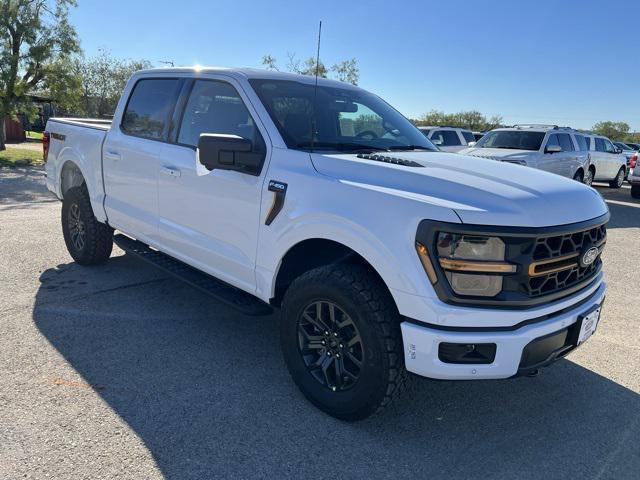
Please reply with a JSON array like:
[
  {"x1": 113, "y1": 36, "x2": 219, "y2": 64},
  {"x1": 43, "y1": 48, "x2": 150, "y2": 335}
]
[
  {"x1": 431, "y1": 129, "x2": 462, "y2": 146},
  {"x1": 121, "y1": 79, "x2": 182, "y2": 140},
  {"x1": 595, "y1": 138, "x2": 606, "y2": 152},
  {"x1": 557, "y1": 133, "x2": 575, "y2": 151}
]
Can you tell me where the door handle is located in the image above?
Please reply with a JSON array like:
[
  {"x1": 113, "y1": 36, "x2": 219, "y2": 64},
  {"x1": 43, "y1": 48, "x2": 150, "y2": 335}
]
[
  {"x1": 160, "y1": 166, "x2": 181, "y2": 178},
  {"x1": 104, "y1": 150, "x2": 121, "y2": 161}
]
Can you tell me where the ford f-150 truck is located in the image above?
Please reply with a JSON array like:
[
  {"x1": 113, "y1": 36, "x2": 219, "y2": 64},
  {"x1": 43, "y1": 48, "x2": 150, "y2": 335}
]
[{"x1": 44, "y1": 67, "x2": 609, "y2": 421}]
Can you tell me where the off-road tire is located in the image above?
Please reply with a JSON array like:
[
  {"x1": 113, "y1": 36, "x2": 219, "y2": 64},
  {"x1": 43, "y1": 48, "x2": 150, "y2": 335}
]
[
  {"x1": 62, "y1": 185, "x2": 113, "y2": 265},
  {"x1": 281, "y1": 263, "x2": 408, "y2": 421},
  {"x1": 609, "y1": 167, "x2": 625, "y2": 188}
]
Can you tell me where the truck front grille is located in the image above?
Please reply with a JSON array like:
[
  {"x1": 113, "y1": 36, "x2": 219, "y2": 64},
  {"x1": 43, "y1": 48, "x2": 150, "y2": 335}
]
[{"x1": 525, "y1": 224, "x2": 606, "y2": 297}]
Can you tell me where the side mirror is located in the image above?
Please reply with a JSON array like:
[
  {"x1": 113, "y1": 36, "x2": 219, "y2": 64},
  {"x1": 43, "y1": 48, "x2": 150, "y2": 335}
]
[
  {"x1": 431, "y1": 138, "x2": 443, "y2": 146},
  {"x1": 467, "y1": 141, "x2": 476, "y2": 147},
  {"x1": 545, "y1": 145, "x2": 562, "y2": 154},
  {"x1": 197, "y1": 134, "x2": 263, "y2": 175},
  {"x1": 614, "y1": 147, "x2": 623, "y2": 154}
]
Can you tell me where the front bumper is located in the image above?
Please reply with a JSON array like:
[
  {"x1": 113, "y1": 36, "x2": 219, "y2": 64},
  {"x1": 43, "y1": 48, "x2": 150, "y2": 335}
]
[{"x1": 400, "y1": 282, "x2": 606, "y2": 380}]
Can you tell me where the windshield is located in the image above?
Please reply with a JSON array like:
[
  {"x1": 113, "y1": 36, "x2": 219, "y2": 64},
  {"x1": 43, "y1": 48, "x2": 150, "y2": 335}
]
[
  {"x1": 249, "y1": 79, "x2": 437, "y2": 153},
  {"x1": 474, "y1": 130, "x2": 545, "y2": 151}
]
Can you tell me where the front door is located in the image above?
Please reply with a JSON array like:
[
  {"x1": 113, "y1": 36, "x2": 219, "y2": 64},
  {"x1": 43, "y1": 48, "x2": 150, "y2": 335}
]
[
  {"x1": 538, "y1": 133, "x2": 567, "y2": 175},
  {"x1": 156, "y1": 78, "x2": 269, "y2": 293}
]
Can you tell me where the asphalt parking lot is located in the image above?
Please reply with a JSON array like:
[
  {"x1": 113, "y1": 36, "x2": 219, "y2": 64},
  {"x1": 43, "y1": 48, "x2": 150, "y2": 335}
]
[{"x1": 1, "y1": 167, "x2": 638, "y2": 480}]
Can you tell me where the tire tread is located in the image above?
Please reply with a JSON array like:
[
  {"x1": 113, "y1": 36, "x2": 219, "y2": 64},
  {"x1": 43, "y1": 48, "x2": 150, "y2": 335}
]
[{"x1": 282, "y1": 263, "x2": 408, "y2": 420}]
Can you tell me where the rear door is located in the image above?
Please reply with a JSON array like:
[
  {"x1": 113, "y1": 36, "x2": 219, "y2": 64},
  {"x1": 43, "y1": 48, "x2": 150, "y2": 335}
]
[
  {"x1": 602, "y1": 138, "x2": 624, "y2": 178},
  {"x1": 102, "y1": 78, "x2": 183, "y2": 243},
  {"x1": 592, "y1": 137, "x2": 608, "y2": 180},
  {"x1": 155, "y1": 77, "x2": 269, "y2": 292}
]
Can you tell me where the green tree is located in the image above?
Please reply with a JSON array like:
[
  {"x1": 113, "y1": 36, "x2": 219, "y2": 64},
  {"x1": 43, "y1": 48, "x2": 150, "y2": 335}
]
[
  {"x1": 331, "y1": 58, "x2": 359, "y2": 86},
  {"x1": 76, "y1": 49, "x2": 152, "y2": 117},
  {"x1": 261, "y1": 54, "x2": 278, "y2": 71},
  {"x1": 261, "y1": 52, "x2": 359, "y2": 85},
  {"x1": 592, "y1": 121, "x2": 630, "y2": 141},
  {"x1": 0, "y1": 0, "x2": 79, "y2": 150},
  {"x1": 414, "y1": 110, "x2": 503, "y2": 132}
]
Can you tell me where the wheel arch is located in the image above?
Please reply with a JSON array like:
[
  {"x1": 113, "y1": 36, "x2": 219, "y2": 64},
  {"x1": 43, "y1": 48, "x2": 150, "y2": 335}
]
[
  {"x1": 59, "y1": 160, "x2": 86, "y2": 197},
  {"x1": 270, "y1": 238, "x2": 398, "y2": 311}
]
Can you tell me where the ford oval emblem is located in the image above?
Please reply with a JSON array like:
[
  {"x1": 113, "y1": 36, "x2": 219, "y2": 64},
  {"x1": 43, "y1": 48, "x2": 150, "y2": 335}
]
[{"x1": 581, "y1": 246, "x2": 599, "y2": 267}]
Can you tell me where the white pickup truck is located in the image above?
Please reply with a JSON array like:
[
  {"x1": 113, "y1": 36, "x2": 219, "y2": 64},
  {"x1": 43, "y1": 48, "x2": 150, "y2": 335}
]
[{"x1": 44, "y1": 67, "x2": 609, "y2": 421}]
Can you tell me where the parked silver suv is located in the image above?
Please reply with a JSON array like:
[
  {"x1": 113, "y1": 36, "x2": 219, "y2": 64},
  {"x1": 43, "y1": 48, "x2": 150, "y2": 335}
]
[
  {"x1": 460, "y1": 125, "x2": 592, "y2": 184},
  {"x1": 582, "y1": 134, "x2": 627, "y2": 188},
  {"x1": 417, "y1": 126, "x2": 475, "y2": 152}
]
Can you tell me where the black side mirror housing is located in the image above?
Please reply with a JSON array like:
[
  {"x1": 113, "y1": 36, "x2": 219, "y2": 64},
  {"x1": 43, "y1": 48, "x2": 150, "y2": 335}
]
[{"x1": 197, "y1": 134, "x2": 264, "y2": 175}]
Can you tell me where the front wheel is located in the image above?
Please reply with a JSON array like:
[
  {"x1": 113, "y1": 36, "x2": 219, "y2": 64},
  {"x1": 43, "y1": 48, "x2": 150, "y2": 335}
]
[
  {"x1": 280, "y1": 264, "x2": 407, "y2": 421},
  {"x1": 609, "y1": 167, "x2": 625, "y2": 188},
  {"x1": 584, "y1": 167, "x2": 594, "y2": 186},
  {"x1": 62, "y1": 185, "x2": 114, "y2": 265},
  {"x1": 572, "y1": 170, "x2": 584, "y2": 183}
]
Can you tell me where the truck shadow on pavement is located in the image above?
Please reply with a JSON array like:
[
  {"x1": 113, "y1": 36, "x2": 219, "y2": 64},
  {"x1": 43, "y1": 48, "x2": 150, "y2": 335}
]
[
  {"x1": 0, "y1": 166, "x2": 57, "y2": 208},
  {"x1": 32, "y1": 255, "x2": 640, "y2": 479}
]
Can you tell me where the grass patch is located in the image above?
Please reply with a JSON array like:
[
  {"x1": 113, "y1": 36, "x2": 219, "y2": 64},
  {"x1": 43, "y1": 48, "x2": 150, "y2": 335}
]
[
  {"x1": 26, "y1": 131, "x2": 43, "y2": 141},
  {"x1": 0, "y1": 147, "x2": 44, "y2": 168}
]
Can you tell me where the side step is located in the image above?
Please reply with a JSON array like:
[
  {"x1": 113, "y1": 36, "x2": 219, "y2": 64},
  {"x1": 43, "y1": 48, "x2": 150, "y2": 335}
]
[{"x1": 114, "y1": 234, "x2": 274, "y2": 316}]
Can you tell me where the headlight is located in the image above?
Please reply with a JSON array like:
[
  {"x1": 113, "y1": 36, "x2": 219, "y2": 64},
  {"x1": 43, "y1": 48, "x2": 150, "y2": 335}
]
[{"x1": 434, "y1": 233, "x2": 515, "y2": 297}]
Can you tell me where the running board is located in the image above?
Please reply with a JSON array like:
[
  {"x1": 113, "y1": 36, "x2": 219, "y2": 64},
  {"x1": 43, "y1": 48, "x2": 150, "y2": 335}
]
[{"x1": 113, "y1": 234, "x2": 273, "y2": 316}]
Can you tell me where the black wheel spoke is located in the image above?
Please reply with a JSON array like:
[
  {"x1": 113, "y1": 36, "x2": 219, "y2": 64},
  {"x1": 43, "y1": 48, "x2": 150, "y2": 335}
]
[
  {"x1": 345, "y1": 350, "x2": 362, "y2": 368},
  {"x1": 347, "y1": 335, "x2": 361, "y2": 348},
  {"x1": 297, "y1": 300, "x2": 364, "y2": 392}
]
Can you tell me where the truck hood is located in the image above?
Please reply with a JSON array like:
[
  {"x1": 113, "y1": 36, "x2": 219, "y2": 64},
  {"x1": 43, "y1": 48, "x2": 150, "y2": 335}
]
[
  {"x1": 310, "y1": 151, "x2": 608, "y2": 227},
  {"x1": 458, "y1": 147, "x2": 535, "y2": 162}
]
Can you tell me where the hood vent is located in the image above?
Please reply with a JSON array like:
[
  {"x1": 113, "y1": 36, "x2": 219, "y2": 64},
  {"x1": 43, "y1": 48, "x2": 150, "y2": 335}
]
[{"x1": 356, "y1": 153, "x2": 424, "y2": 167}]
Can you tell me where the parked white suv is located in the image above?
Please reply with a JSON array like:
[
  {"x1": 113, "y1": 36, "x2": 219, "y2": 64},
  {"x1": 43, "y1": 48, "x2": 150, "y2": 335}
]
[
  {"x1": 43, "y1": 68, "x2": 609, "y2": 420},
  {"x1": 582, "y1": 134, "x2": 627, "y2": 188},
  {"x1": 417, "y1": 126, "x2": 475, "y2": 152},
  {"x1": 460, "y1": 125, "x2": 593, "y2": 184}
]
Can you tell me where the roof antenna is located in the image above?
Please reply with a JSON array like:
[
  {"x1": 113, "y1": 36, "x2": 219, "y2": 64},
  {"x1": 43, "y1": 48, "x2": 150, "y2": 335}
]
[{"x1": 310, "y1": 20, "x2": 322, "y2": 153}]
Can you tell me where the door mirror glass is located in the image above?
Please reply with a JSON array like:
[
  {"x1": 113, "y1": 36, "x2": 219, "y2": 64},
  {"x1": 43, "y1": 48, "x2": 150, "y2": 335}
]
[
  {"x1": 197, "y1": 134, "x2": 262, "y2": 175},
  {"x1": 545, "y1": 144, "x2": 562, "y2": 154}
]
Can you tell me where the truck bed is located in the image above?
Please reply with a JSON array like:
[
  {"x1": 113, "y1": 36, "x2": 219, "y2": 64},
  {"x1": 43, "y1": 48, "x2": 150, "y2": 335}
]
[{"x1": 48, "y1": 117, "x2": 112, "y2": 131}]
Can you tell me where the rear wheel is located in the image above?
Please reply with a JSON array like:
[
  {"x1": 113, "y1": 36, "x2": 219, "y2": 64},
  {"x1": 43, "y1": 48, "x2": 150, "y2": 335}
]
[
  {"x1": 632, "y1": 185, "x2": 640, "y2": 199},
  {"x1": 280, "y1": 263, "x2": 407, "y2": 421},
  {"x1": 62, "y1": 185, "x2": 114, "y2": 265},
  {"x1": 609, "y1": 167, "x2": 625, "y2": 188},
  {"x1": 572, "y1": 170, "x2": 584, "y2": 183}
]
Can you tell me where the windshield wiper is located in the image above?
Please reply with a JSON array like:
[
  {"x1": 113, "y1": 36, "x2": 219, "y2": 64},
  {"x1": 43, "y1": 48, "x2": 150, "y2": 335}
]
[
  {"x1": 387, "y1": 145, "x2": 435, "y2": 151},
  {"x1": 296, "y1": 142, "x2": 388, "y2": 152}
]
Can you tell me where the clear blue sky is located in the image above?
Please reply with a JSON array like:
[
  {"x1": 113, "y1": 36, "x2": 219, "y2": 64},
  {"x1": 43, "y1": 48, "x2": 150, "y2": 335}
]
[{"x1": 71, "y1": 0, "x2": 640, "y2": 130}]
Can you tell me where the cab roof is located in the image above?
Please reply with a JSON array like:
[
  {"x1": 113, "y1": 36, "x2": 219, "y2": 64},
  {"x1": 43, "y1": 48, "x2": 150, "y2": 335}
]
[{"x1": 133, "y1": 66, "x2": 361, "y2": 90}]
